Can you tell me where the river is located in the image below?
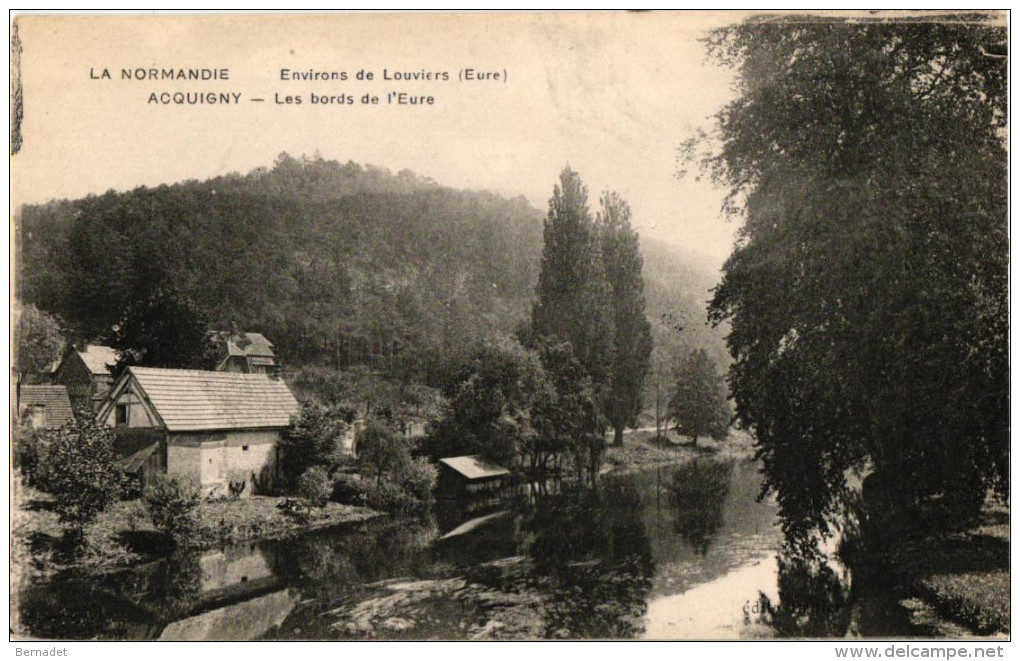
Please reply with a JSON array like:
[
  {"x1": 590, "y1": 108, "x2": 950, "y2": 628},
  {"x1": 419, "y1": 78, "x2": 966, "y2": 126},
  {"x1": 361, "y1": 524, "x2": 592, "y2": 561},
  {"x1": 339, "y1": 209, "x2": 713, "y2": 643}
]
[{"x1": 16, "y1": 457, "x2": 939, "y2": 640}]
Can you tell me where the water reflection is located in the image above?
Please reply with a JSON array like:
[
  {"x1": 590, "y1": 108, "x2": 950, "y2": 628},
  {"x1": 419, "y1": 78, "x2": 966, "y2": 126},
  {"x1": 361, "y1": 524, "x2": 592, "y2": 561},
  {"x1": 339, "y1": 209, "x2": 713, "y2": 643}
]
[
  {"x1": 17, "y1": 458, "x2": 942, "y2": 640},
  {"x1": 756, "y1": 553, "x2": 852, "y2": 637},
  {"x1": 516, "y1": 481, "x2": 654, "y2": 638},
  {"x1": 667, "y1": 459, "x2": 732, "y2": 556}
]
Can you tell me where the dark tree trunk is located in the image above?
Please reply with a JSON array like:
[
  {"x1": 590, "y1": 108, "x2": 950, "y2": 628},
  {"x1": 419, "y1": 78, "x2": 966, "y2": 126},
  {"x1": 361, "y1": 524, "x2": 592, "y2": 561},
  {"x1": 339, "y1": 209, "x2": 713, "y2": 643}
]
[{"x1": 613, "y1": 425, "x2": 624, "y2": 447}]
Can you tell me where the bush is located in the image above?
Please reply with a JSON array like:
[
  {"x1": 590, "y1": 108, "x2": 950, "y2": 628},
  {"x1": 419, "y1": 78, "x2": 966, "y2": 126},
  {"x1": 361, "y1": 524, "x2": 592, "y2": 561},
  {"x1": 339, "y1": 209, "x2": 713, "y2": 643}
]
[
  {"x1": 400, "y1": 457, "x2": 437, "y2": 510},
  {"x1": 14, "y1": 423, "x2": 48, "y2": 487},
  {"x1": 331, "y1": 467, "x2": 435, "y2": 515},
  {"x1": 363, "y1": 480, "x2": 418, "y2": 514},
  {"x1": 39, "y1": 415, "x2": 120, "y2": 538},
  {"x1": 144, "y1": 474, "x2": 201, "y2": 544},
  {"x1": 332, "y1": 473, "x2": 369, "y2": 506},
  {"x1": 297, "y1": 466, "x2": 332, "y2": 508}
]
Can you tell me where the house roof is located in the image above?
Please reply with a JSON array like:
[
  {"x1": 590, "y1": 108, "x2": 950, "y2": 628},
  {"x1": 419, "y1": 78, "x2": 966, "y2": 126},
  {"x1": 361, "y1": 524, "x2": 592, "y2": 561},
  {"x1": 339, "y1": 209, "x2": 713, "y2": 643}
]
[
  {"x1": 439, "y1": 455, "x2": 510, "y2": 480},
  {"x1": 223, "y1": 332, "x2": 275, "y2": 358},
  {"x1": 124, "y1": 367, "x2": 299, "y2": 432},
  {"x1": 73, "y1": 344, "x2": 119, "y2": 375},
  {"x1": 18, "y1": 385, "x2": 74, "y2": 427}
]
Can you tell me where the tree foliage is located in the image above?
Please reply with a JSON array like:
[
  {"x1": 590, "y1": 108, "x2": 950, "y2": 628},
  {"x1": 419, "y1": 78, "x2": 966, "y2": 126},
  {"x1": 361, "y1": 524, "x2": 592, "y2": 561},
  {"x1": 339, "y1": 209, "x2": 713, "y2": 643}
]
[
  {"x1": 18, "y1": 155, "x2": 543, "y2": 384},
  {"x1": 531, "y1": 167, "x2": 615, "y2": 392},
  {"x1": 296, "y1": 466, "x2": 333, "y2": 508},
  {"x1": 668, "y1": 348, "x2": 731, "y2": 445},
  {"x1": 694, "y1": 17, "x2": 1007, "y2": 548},
  {"x1": 422, "y1": 337, "x2": 552, "y2": 468},
  {"x1": 535, "y1": 339, "x2": 604, "y2": 486},
  {"x1": 37, "y1": 413, "x2": 120, "y2": 536},
  {"x1": 356, "y1": 417, "x2": 412, "y2": 484},
  {"x1": 14, "y1": 303, "x2": 64, "y2": 379},
  {"x1": 143, "y1": 474, "x2": 201, "y2": 544},
  {"x1": 279, "y1": 403, "x2": 354, "y2": 486},
  {"x1": 108, "y1": 286, "x2": 217, "y2": 373},
  {"x1": 598, "y1": 193, "x2": 653, "y2": 446}
]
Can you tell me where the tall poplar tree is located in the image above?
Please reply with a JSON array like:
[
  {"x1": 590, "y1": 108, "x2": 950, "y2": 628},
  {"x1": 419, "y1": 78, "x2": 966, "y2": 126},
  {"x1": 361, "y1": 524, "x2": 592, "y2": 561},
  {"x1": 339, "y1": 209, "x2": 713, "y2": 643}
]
[
  {"x1": 531, "y1": 168, "x2": 615, "y2": 393},
  {"x1": 598, "y1": 192, "x2": 653, "y2": 446}
]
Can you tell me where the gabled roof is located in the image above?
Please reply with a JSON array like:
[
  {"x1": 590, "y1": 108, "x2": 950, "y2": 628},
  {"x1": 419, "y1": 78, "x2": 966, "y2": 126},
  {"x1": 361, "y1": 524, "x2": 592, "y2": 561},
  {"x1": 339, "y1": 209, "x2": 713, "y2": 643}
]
[
  {"x1": 223, "y1": 332, "x2": 275, "y2": 358},
  {"x1": 18, "y1": 385, "x2": 74, "y2": 427},
  {"x1": 439, "y1": 455, "x2": 510, "y2": 480},
  {"x1": 114, "y1": 367, "x2": 299, "y2": 432},
  {"x1": 71, "y1": 344, "x2": 118, "y2": 376}
]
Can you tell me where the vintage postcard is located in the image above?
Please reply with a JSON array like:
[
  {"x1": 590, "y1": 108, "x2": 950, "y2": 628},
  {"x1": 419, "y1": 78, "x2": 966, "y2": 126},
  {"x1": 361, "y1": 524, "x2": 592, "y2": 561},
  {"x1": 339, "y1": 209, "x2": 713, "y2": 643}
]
[{"x1": 10, "y1": 11, "x2": 1009, "y2": 645}]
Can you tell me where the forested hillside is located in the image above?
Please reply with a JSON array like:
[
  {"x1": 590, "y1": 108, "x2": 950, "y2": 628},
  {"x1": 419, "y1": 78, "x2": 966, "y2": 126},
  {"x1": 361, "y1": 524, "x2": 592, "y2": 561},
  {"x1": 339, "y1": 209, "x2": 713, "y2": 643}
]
[{"x1": 16, "y1": 154, "x2": 726, "y2": 395}]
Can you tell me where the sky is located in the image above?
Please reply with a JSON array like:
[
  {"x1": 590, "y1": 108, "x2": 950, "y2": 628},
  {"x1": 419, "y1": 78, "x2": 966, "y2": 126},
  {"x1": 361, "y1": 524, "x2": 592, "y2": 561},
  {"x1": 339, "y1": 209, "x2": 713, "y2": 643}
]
[{"x1": 13, "y1": 12, "x2": 744, "y2": 266}]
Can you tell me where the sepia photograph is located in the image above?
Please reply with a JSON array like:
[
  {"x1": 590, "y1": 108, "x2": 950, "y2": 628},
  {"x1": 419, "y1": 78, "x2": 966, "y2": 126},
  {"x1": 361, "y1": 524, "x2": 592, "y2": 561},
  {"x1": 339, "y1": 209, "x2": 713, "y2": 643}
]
[{"x1": 9, "y1": 10, "x2": 1009, "y2": 646}]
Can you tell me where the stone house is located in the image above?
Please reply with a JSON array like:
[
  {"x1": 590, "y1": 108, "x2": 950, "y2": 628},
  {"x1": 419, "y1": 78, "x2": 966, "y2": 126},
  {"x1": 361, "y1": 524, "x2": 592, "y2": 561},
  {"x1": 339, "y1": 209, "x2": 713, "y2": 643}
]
[{"x1": 97, "y1": 366, "x2": 299, "y2": 495}]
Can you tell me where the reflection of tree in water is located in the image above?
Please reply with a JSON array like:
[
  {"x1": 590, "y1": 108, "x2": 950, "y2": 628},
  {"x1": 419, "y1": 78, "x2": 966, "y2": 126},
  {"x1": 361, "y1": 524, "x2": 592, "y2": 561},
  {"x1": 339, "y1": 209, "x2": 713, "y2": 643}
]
[
  {"x1": 18, "y1": 569, "x2": 159, "y2": 639},
  {"x1": 268, "y1": 518, "x2": 438, "y2": 600},
  {"x1": 667, "y1": 459, "x2": 732, "y2": 555},
  {"x1": 153, "y1": 550, "x2": 205, "y2": 621},
  {"x1": 521, "y1": 479, "x2": 655, "y2": 639},
  {"x1": 756, "y1": 552, "x2": 852, "y2": 638}
]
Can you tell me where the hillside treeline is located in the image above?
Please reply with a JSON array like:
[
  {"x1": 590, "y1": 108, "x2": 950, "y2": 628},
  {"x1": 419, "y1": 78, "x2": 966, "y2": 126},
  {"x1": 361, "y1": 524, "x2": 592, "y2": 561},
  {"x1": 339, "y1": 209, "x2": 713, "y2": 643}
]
[
  {"x1": 17, "y1": 154, "x2": 544, "y2": 384},
  {"x1": 17, "y1": 154, "x2": 726, "y2": 402}
]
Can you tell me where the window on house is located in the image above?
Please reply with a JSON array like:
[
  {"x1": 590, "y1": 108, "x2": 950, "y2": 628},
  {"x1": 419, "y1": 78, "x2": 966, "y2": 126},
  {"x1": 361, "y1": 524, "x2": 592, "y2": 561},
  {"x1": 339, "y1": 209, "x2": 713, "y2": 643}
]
[
  {"x1": 115, "y1": 404, "x2": 127, "y2": 426},
  {"x1": 242, "y1": 445, "x2": 249, "y2": 452}
]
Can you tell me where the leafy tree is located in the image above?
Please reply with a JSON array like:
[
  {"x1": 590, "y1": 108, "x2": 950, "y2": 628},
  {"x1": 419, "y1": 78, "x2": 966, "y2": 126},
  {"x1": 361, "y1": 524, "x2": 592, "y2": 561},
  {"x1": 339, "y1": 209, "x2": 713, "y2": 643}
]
[
  {"x1": 356, "y1": 417, "x2": 412, "y2": 484},
  {"x1": 143, "y1": 474, "x2": 201, "y2": 544},
  {"x1": 108, "y1": 286, "x2": 217, "y2": 373},
  {"x1": 279, "y1": 404, "x2": 353, "y2": 486},
  {"x1": 691, "y1": 17, "x2": 1007, "y2": 549},
  {"x1": 14, "y1": 304, "x2": 64, "y2": 381},
  {"x1": 668, "y1": 348, "x2": 731, "y2": 446},
  {"x1": 598, "y1": 193, "x2": 653, "y2": 446},
  {"x1": 37, "y1": 413, "x2": 120, "y2": 543},
  {"x1": 423, "y1": 337, "x2": 552, "y2": 469},
  {"x1": 534, "y1": 339, "x2": 605, "y2": 487},
  {"x1": 532, "y1": 167, "x2": 615, "y2": 393}
]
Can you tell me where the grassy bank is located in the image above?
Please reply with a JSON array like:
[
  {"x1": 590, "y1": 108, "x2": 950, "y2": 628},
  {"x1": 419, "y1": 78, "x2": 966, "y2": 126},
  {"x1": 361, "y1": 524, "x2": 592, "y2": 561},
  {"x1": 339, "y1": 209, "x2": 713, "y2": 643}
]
[
  {"x1": 603, "y1": 427, "x2": 756, "y2": 474},
  {"x1": 11, "y1": 482, "x2": 380, "y2": 582},
  {"x1": 880, "y1": 500, "x2": 1009, "y2": 636}
]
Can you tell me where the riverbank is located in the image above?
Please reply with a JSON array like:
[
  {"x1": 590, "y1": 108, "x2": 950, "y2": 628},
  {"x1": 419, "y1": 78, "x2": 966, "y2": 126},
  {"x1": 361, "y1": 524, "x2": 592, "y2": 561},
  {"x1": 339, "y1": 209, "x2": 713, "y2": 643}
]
[
  {"x1": 603, "y1": 428, "x2": 756, "y2": 475},
  {"x1": 881, "y1": 500, "x2": 1009, "y2": 636},
  {"x1": 10, "y1": 482, "x2": 380, "y2": 582}
]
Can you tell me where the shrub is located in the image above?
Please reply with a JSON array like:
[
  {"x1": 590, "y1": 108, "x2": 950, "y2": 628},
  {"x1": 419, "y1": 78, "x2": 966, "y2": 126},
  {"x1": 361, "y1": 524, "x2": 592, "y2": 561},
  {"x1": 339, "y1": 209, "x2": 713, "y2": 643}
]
[
  {"x1": 363, "y1": 480, "x2": 417, "y2": 514},
  {"x1": 400, "y1": 457, "x2": 437, "y2": 510},
  {"x1": 144, "y1": 474, "x2": 201, "y2": 544},
  {"x1": 331, "y1": 459, "x2": 435, "y2": 515},
  {"x1": 14, "y1": 423, "x2": 48, "y2": 487},
  {"x1": 38, "y1": 414, "x2": 120, "y2": 539},
  {"x1": 297, "y1": 466, "x2": 332, "y2": 508},
  {"x1": 332, "y1": 473, "x2": 369, "y2": 506}
]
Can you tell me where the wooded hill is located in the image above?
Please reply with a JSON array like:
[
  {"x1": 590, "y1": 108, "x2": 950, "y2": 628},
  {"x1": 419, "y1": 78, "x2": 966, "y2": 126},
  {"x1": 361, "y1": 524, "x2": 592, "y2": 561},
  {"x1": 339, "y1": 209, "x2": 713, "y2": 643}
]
[{"x1": 16, "y1": 154, "x2": 726, "y2": 393}]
